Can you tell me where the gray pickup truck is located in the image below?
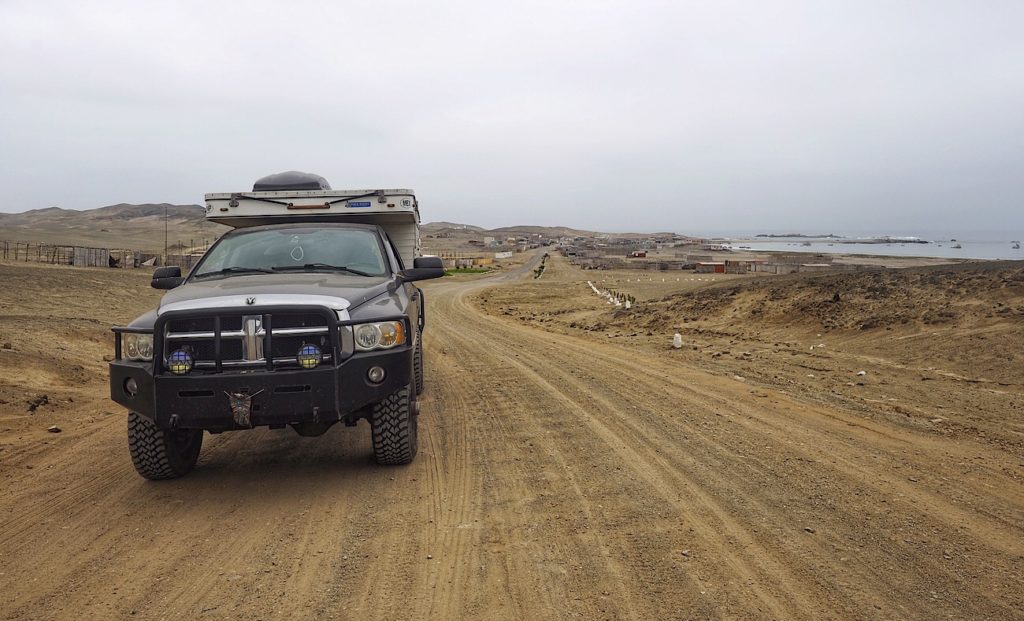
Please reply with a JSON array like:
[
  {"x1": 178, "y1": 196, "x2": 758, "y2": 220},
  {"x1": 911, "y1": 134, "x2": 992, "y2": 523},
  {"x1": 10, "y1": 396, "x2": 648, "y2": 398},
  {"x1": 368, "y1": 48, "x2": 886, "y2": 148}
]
[{"x1": 108, "y1": 173, "x2": 444, "y2": 479}]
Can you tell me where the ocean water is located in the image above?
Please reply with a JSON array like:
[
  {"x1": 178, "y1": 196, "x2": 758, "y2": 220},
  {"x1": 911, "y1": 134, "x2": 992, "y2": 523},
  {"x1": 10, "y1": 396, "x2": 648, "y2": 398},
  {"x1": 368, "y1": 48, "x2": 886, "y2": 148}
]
[{"x1": 727, "y1": 238, "x2": 1024, "y2": 261}]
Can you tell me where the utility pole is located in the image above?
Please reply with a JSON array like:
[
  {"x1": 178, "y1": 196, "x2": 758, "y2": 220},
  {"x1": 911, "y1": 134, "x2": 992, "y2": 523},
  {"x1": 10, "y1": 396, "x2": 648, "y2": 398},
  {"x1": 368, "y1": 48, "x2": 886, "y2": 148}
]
[{"x1": 164, "y1": 204, "x2": 168, "y2": 260}]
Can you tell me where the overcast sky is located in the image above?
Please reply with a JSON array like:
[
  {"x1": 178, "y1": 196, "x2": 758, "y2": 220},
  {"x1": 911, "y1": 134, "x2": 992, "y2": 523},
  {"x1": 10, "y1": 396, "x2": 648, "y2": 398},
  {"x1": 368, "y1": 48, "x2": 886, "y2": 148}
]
[{"x1": 1, "y1": 1, "x2": 1022, "y2": 235}]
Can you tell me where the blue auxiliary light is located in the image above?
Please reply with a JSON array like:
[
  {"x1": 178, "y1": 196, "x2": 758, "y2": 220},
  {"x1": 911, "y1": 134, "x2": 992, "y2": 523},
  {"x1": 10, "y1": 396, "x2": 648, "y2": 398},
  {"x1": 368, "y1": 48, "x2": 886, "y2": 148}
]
[
  {"x1": 167, "y1": 349, "x2": 194, "y2": 375},
  {"x1": 297, "y1": 344, "x2": 323, "y2": 369}
]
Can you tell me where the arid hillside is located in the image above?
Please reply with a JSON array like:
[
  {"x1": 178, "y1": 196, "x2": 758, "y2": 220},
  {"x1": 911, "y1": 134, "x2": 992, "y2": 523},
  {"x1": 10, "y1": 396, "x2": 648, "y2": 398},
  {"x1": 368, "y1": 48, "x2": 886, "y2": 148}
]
[
  {"x1": 0, "y1": 203, "x2": 597, "y2": 256},
  {"x1": 0, "y1": 204, "x2": 228, "y2": 251}
]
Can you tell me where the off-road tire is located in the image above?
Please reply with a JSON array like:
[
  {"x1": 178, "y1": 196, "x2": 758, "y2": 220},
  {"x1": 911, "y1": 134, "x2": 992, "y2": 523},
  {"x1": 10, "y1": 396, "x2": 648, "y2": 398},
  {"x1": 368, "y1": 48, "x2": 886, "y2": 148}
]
[
  {"x1": 413, "y1": 338, "x2": 424, "y2": 396},
  {"x1": 127, "y1": 412, "x2": 203, "y2": 480},
  {"x1": 370, "y1": 384, "x2": 417, "y2": 465}
]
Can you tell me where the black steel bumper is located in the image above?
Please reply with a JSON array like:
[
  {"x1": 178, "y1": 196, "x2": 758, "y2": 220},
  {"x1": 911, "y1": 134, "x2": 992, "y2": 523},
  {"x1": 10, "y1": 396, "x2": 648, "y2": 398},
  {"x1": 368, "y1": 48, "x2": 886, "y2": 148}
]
[{"x1": 109, "y1": 347, "x2": 411, "y2": 431}]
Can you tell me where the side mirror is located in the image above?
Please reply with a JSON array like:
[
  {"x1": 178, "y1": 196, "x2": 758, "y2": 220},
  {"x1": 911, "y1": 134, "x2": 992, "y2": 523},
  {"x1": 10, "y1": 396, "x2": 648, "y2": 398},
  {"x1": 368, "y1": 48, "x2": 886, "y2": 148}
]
[
  {"x1": 398, "y1": 256, "x2": 445, "y2": 282},
  {"x1": 152, "y1": 266, "x2": 184, "y2": 289},
  {"x1": 413, "y1": 256, "x2": 444, "y2": 270}
]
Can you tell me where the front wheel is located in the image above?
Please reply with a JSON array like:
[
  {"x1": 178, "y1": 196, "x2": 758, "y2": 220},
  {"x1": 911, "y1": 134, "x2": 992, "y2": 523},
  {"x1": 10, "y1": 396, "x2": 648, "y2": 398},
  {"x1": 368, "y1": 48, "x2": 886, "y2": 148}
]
[
  {"x1": 127, "y1": 412, "x2": 203, "y2": 480},
  {"x1": 370, "y1": 384, "x2": 417, "y2": 465}
]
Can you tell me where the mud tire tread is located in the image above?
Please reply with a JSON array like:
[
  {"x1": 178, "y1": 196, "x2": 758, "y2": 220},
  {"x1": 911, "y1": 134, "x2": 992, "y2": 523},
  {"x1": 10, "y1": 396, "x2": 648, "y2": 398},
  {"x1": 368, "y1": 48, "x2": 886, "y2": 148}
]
[
  {"x1": 127, "y1": 412, "x2": 202, "y2": 480},
  {"x1": 413, "y1": 338, "x2": 424, "y2": 396},
  {"x1": 370, "y1": 385, "x2": 417, "y2": 465}
]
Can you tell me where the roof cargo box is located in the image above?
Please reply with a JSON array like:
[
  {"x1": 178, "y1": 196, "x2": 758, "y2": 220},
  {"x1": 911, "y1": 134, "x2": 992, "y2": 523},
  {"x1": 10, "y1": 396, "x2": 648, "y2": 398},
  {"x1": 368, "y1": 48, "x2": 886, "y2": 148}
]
[
  {"x1": 205, "y1": 183, "x2": 421, "y2": 266},
  {"x1": 252, "y1": 171, "x2": 332, "y2": 191}
]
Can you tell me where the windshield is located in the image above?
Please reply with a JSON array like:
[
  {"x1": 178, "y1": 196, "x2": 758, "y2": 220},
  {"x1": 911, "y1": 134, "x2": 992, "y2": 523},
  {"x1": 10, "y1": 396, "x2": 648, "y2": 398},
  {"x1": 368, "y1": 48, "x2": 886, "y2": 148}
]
[{"x1": 192, "y1": 227, "x2": 389, "y2": 279}]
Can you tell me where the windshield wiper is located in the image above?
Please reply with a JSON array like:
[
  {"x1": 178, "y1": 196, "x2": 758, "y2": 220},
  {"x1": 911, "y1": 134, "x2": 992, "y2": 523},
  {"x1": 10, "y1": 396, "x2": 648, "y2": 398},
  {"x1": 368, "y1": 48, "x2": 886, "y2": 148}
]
[
  {"x1": 193, "y1": 266, "x2": 276, "y2": 279},
  {"x1": 271, "y1": 263, "x2": 375, "y2": 277}
]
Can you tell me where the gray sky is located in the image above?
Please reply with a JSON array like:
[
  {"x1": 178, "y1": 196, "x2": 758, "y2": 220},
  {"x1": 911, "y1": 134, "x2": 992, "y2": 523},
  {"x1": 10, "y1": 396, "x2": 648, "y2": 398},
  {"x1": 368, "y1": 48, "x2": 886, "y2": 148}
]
[{"x1": 1, "y1": 0, "x2": 1022, "y2": 235}]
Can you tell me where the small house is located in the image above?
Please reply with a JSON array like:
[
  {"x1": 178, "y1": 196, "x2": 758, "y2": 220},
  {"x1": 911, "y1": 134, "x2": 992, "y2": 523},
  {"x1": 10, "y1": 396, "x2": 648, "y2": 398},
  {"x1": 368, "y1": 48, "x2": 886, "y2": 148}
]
[{"x1": 695, "y1": 262, "x2": 726, "y2": 274}]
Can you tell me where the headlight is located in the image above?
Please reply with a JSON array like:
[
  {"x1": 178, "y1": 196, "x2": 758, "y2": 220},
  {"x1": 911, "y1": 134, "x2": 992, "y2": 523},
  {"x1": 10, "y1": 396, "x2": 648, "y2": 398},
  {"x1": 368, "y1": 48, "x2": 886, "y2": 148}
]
[
  {"x1": 122, "y1": 333, "x2": 153, "y2": 361},
  {"x1": 354, "y1": 321, "x2": 405, "y2": 351}
]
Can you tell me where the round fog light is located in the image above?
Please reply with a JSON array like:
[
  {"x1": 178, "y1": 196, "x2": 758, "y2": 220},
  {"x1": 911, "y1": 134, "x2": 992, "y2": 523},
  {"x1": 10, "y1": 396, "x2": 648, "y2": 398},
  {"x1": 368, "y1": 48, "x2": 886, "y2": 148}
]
[
  {"x1": 367, "y1": 366, "x2": 386, "y2": 384},
  {"x1": 124, "y1": 377, "x2": 138, "y2": 397},
  {"x1": 167, "y1": 349, "x2": 194, "y2": 375},
  {"x1": 297, "y1": 344, "x2": 323, "y2": 369}
]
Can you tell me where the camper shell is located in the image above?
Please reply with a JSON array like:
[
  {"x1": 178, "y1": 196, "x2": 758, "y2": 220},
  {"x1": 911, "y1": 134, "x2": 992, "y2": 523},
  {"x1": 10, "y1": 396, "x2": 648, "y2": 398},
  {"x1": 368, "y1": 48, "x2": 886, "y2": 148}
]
[
  {"x1": 108, "y1": 172, "x2": 443, "y2": 480},
  {"x1": 204, "y1": 184, "x2": 421, "y2": 266}
]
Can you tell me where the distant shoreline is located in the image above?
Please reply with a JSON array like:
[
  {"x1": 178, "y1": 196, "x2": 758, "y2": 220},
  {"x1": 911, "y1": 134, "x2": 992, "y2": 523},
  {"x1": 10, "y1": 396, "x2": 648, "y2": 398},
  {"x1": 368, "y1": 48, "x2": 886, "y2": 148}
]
[
  {"x1": 724, "y1": 238, "x2": 1022, "y2": 261},
  {"x1": 748, "y1": 234, "x2": 930, "y2": 244}
]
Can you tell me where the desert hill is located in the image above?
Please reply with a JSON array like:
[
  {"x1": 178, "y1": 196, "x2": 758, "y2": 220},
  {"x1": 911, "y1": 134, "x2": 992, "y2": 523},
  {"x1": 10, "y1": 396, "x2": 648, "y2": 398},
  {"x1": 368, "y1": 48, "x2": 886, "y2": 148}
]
[
  {"x1": 422, "y1": 221, "x2": 485, "y2": 232},
  {"x1": 0, "y1": 203, "x2": 229, "y2": 251},
  {"x1": 422, "y1": 222, "x2": 601, "y2": 239},
  {"x1": 0, "y1": 202, "x2": 686, "y2": 255},
  {"x1": 0, "y1": 208, "x2": 597, "y2": 253},
  {"x1": 489, "y1": 224, "x2": 597, "y2": 237}
]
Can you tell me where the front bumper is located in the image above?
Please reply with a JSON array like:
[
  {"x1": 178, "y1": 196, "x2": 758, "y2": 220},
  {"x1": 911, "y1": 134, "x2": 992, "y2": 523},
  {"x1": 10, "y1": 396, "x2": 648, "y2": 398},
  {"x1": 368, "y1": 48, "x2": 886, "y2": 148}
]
[{"x1": 109, "y1": 347, "x2": 411, "y2": 431}]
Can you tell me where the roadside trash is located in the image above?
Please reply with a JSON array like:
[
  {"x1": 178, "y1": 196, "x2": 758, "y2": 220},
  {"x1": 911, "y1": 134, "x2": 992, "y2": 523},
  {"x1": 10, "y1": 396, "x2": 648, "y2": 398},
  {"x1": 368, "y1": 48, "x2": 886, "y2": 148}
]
[
  {"x1": 672, "y1": 334, "x2": 683, "y2": 349},
  {"x1": 856, "y1": 371, "x2": 867, "y2": 376}
]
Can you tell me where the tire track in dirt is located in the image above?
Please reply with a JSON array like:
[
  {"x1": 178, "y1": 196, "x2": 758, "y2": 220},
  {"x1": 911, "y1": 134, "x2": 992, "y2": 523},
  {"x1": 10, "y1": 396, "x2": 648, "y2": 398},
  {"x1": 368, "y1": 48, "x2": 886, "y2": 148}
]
[
  {"x1": 410, "y1": 260, "x2": 665, "y2": 619},
  {"x1": 427, "y1": 311, "x2": 649, "y2": 620},
  {"x1": 465, "y1": 284, "x2": 1024, "y2": 544},
  {"x1": 447, "y1": 268, "x2": 1022, "y2": 618},
  {"x1": 466, "y1": 269, "x2": 1022, "y2": 618},
  {"x1": 418, "y1": 344, "x2": 488, "y2": 619},
  {"x1": 539, "y1": 324, "x2": 1024, "y2": 554},
  {"x1": 435, "y1": 281, "x2": 807, "y2": 618}
]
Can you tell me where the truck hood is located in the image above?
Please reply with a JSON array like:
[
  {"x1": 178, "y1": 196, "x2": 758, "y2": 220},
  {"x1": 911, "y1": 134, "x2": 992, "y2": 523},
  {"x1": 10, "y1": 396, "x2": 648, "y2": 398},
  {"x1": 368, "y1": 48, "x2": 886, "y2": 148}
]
[{"x1": 157, "y1": 273, "x2": 393, "y2": 319}]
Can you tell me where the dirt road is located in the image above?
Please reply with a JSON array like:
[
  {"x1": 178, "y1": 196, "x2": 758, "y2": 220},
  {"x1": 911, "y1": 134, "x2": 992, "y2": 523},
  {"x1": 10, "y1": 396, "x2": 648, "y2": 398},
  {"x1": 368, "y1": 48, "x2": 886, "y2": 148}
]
[{"x1": 1, "y1": 259, "x2": 1022, "y2": 620}]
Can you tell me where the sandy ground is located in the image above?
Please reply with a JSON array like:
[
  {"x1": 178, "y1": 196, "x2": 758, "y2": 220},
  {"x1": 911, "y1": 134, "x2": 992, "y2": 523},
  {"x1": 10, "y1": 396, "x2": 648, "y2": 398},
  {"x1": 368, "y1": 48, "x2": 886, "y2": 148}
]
[{"x1": 1, "y1": 256, "x2": 1023, "y2": 620}]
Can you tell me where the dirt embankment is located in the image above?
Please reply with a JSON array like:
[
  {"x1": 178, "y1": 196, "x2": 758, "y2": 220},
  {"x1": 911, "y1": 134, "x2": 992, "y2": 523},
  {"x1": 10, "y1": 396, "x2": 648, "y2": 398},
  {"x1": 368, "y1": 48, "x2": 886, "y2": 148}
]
[
  {"x1": 480, "y1": 257, "x2": 1024, "y2": 451},
  {"x1": 0, "y1": 262, "x2": 161, "y2": 433}
]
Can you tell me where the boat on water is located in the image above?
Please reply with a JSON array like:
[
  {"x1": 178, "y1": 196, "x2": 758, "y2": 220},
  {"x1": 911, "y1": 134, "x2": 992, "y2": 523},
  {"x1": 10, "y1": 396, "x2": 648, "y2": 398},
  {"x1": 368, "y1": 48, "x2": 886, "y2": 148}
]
[
  {"x1": 952, "y1": 243, "x2": 963, "y2": 249},
  {"x1": 1013, "y1": 241, "x2": 1021, "y2": 249}
]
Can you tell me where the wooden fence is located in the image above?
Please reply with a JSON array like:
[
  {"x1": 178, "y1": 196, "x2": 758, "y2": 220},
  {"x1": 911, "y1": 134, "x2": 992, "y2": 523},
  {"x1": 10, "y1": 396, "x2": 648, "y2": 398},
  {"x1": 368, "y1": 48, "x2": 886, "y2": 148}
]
[{"x1": 1, "y1": 240, "x2": 194, "y2": 269}]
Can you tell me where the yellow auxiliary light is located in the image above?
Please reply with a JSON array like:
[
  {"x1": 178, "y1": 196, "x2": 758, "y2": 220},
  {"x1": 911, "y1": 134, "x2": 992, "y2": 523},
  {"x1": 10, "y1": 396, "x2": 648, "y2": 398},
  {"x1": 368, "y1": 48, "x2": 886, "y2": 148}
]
[
  {"x1": 297, "y1": 344, "x2": 323, "y2": 369},
  {"x1": 167, "y1": 349, "x2": 194, "y2": 375}
]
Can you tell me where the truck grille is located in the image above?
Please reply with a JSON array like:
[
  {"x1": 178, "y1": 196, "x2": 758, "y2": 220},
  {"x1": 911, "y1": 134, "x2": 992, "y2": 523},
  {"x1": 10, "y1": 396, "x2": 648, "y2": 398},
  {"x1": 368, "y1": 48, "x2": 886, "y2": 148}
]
[{"x1": 161, "y1": 311, "x2": 336, "y2": 373}]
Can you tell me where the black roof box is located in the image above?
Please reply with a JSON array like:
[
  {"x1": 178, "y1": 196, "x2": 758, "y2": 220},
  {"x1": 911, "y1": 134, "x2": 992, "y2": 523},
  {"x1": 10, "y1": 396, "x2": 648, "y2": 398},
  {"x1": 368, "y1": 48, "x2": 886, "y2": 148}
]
[{"x1": 252, "y1": 171, "x2": 332, "y2": 192}]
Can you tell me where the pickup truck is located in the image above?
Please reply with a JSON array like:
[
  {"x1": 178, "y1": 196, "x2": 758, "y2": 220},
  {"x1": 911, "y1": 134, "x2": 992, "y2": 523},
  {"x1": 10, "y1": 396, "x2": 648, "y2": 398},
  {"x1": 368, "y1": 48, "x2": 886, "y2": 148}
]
[{"x1": 108, "y1": 172, "x2": 444, "y2": 479}]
